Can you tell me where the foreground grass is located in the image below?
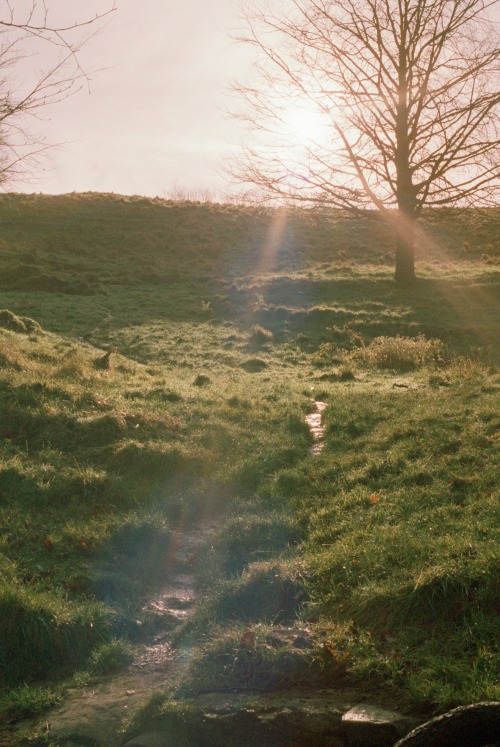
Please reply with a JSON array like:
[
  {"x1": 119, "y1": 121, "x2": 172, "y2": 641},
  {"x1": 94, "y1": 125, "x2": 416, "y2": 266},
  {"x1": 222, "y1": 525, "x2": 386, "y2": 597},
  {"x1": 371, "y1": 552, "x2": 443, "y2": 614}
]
[
  {"x1": 0, "y1": 194, "x2": 498, "y2": 733},
  {"x1": 170, "y1": 359, "x2": 498, "y2": 709}
]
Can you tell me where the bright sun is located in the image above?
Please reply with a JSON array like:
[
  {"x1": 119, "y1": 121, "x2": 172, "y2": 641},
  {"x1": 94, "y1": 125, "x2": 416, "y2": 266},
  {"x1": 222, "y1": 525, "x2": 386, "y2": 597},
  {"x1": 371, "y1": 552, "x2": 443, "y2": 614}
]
[{"x1": 281, "y1": 104, "x2": 328, "y2": 146}]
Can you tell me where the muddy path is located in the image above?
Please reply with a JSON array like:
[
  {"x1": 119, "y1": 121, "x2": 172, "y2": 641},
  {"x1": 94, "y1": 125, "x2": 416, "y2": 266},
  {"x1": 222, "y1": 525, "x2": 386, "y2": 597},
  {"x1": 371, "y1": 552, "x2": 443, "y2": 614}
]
[
  {"x1": 4, "y1": 521, "x2": 215, "y2": 747},
  {"x1": 3, "y1": 404, "x2": 329, "y2": 746}
]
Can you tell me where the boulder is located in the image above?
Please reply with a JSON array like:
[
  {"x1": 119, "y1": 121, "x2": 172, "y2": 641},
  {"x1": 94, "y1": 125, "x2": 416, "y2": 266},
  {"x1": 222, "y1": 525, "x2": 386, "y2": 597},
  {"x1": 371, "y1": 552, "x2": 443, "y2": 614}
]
[{"x1": 393, "y1": 702, "x2": 500, "y2": 747}]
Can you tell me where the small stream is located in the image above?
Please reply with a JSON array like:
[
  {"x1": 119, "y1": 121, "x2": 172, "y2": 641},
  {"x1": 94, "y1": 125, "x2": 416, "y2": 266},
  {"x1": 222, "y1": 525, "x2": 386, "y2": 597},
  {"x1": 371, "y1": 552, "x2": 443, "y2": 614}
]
[
  {"x1": 305, "y1": 400, "x2": 327, "y2": 455},
  {"x1": 6, "y1": 522, "x2": 216, "y2": 747},
  {"x1": 6, "y1": 410, "x2": 332, "y2": 745}
]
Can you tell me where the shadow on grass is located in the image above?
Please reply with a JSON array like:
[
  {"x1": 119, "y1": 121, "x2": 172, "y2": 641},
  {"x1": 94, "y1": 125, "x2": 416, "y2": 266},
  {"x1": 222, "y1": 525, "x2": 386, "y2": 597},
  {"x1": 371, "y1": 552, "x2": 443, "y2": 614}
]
[
  {"x1": 5, "y1": 268, "x2": 496, "y2": 361},
  {"x1": 244, "y1": 273, "x2": 500, "y2": 356},
  {"x1": 1, "y1": 269, "x2": 498, "y2": 373}
]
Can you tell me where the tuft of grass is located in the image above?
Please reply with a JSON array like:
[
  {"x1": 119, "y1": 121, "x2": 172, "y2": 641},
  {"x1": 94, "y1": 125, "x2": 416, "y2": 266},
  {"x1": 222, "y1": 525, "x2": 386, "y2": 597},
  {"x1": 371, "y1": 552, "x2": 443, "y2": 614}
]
[
  {"x1": 176, "y1": 624, "x2": 331, "y2": 694},
  {"x1": 249, "y1": 324, "x2": 274, "y2": 346},
  {"x1": 0, "y1": 684, "x2": 60, "y2": 723},
  {"x1": 195, "y1": 511, "x2": 304, "y2": 583},
  {"x1": 89, "y1": 639, "x2": 134, "y2": 675},
  {"x1": 193, "y1": 373, "x2": 211, "y2": 387},
  {"x1": 240, "y1": 357, "x2": 268, "y2": 372},
  {"x1": 189, "y1": 560, "x2": 308, "y2": 628},
  {"x1": 122, "y1": 694, "x2": 201, "y2": 747},
  {"x1": 351, "y1": 334, "x2": 446, "y2": 371},
  {"x1": 0, "y1": 338, "x2": 27, "y2": 370},
  {"x1": 0, "y1": 584, "x2": 110, "y2": 685},
  {"x1": 0, "y1": 309, "x2": 42, "y2": 334}
]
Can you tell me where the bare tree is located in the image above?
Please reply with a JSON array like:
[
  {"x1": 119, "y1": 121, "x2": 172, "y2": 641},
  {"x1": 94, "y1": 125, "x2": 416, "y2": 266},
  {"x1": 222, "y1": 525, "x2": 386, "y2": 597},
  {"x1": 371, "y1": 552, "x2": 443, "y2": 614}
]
[
  {"x1": 0, "y1": 1, "x2": 116, "y2": 186},
  {"x1": 232, "y1": 0, "x2": 500, "y2": 284}
]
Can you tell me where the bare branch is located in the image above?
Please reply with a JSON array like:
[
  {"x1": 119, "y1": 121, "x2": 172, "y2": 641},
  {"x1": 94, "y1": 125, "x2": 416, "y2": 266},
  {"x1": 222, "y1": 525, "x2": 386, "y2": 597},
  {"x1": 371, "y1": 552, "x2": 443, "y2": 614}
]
[
  {"x1": 0, "y1": 1, "x2": 116, "y2": 186},
  {"x1": 230, "y1": 0, "x2": 499, "y2": 281}
]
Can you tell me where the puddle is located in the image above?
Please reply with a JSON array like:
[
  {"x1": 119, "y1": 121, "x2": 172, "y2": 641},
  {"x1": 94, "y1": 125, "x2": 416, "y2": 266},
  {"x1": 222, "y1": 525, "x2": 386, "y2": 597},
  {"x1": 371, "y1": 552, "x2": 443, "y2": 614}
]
[{"x1": 305, "y1": 401, "x2": 327, "y2": 455}]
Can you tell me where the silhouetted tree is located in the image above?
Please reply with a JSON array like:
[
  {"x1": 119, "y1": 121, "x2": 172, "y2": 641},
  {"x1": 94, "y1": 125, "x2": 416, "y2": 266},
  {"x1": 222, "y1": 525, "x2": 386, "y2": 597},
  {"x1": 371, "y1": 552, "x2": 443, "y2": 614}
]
[
  {"x1": 233, "y1": 0, "x2": 500, "y2": 284},
  {"x1": 0, "y1": 1, "x2": 115, "y2": 184}
]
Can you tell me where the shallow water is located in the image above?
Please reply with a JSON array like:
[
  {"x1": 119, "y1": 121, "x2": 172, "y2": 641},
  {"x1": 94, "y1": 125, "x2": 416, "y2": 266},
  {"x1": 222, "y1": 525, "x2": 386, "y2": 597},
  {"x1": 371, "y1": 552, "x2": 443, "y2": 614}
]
[{"x1": 305, "y1": 401, "x2": 327, "y2": 454}]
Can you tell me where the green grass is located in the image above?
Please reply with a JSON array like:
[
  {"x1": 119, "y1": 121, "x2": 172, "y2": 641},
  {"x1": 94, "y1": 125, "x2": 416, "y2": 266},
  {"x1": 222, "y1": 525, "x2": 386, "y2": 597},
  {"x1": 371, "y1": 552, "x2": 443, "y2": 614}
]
[{"x1": 0, "y1": 194, "x2": 498, "y2": 729}]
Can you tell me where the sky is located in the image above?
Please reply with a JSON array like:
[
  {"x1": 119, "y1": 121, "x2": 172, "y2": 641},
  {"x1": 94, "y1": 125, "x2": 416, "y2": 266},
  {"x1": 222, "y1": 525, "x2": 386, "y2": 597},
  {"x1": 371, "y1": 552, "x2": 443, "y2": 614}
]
[
  {"x1": 5, "y1": 0, "x2": 500, "y2": 199},
  {"x1": 7, "y1": 0, "x2": 250, "y2": 198}
]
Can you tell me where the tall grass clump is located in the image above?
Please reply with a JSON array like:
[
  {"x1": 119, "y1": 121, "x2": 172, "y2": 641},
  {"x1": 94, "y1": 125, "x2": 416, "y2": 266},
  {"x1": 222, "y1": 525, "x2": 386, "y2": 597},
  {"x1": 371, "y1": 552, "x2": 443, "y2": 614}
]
[
  {"x1": 0, "y1": 309, "x2": 42, "y2": 334},
  {"x1": 352, "y1": 334, "x2": 446, "y2": 371},
  {"x1": 249, "y1": 324, "x2": 274, "y2": 346},
  {"x1": 89, "y1": 639, "x2": 134, "y2": 675},
  {"x1": 195, "y1": 511, "x2": 304, "y2": 583},
  {"x1": 0, "y1": 585, "x2": 110, "y2": 684},
  {"x1": 192, "y1": 560, "x2": 308, "y2": 627}
]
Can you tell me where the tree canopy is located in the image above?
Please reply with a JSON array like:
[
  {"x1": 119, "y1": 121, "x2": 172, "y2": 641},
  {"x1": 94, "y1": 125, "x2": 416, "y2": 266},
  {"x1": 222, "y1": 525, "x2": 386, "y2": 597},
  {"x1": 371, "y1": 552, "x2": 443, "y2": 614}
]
[{"x1": 233, "y1": 0, "x2": 500, "y2": 283}]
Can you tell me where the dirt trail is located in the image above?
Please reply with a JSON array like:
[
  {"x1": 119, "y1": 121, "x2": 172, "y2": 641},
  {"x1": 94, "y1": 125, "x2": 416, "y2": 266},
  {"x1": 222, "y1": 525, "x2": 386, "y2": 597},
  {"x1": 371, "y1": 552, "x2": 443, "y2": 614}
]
[
  {"x1": 3, "y1": 404, "x2": 327, "y2": 746},
  {"x1": 4, "y1": 521, "x2": 215, "y2": 747}
]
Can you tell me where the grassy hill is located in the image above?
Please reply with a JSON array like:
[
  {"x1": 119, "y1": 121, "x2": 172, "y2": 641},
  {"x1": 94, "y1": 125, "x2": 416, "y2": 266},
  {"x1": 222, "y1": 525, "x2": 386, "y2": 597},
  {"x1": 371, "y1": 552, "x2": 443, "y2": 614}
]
[{"x1": 0, "y1": 193, "x2": 498, "y2": 729}]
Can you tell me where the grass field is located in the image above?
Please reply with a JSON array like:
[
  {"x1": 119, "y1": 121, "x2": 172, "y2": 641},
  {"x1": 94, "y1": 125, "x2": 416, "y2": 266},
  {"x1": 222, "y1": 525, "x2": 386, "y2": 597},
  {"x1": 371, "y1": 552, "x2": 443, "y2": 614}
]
[{"x1": 0, "y1": 193, "x2": 498, "y2": 729}]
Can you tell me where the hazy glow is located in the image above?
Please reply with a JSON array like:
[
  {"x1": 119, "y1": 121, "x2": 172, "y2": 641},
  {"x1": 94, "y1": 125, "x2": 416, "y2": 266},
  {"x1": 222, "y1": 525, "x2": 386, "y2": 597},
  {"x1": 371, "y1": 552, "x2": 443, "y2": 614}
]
[
  {"x1": 7, "y1": 0, "x2": 499, "y2": 198},
  {"x1": 4, "y1": 0, "x2": 250, "y2": 198},
  {"x1": 281, "y1": 104, "x2": 329, "y2": 147},
  {"x1": 257, "y1": 207, "x2": 288, "y2": 275}
]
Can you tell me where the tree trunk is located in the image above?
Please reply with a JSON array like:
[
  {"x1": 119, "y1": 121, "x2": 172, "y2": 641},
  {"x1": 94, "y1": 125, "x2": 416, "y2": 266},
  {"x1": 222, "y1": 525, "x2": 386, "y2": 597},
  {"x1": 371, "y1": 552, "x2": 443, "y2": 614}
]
[
  {"x1": 394, "y1": 228, "x2": 416, "y2": 286},
  {"x1": 394, "y1": 26, "x2": 416, "y2": 288}
]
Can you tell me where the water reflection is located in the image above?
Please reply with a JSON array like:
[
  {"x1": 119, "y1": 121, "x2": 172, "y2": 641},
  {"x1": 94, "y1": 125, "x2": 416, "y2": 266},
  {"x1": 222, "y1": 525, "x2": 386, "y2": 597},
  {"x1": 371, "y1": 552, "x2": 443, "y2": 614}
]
[{"x1": 305, "y1": 401, "x2": 327, "y2": 455}]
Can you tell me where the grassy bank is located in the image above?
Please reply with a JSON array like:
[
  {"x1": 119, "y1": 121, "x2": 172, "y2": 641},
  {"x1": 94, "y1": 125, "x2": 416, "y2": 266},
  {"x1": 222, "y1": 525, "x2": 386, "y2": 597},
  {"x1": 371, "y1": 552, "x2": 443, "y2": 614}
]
[{"x1": 0, "y1": 194, "x2": 498, "y2": 730}]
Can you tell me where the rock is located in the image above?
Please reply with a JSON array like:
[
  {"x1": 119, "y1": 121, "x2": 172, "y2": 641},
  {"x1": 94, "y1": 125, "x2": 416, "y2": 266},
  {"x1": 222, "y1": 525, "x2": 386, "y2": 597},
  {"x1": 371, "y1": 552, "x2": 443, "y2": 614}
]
[
  {"x1": 55, "y1": 736, "x2": 101, "y2": 746},
  {"x1": 341, "y1": 703, "x2": 419, "y2": 747},
  {"x1": 121, "y1": 732, "x2": 178, "y2": 747},
  {"x1": 392, "y1": 701, "x2": 500, "y2": 747},
  {"x1": 192, "y1": 689, "x2": 350, "y2": 745},
  {"x1": 125, "y1": 690, "x2": 366, "y2": 747},
  {"x1": 122, "y1": 693, "x2": 423, "y2": 747},
  {"x1": 265, "y1": 626, "x2": 315, "y2": 650}
]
